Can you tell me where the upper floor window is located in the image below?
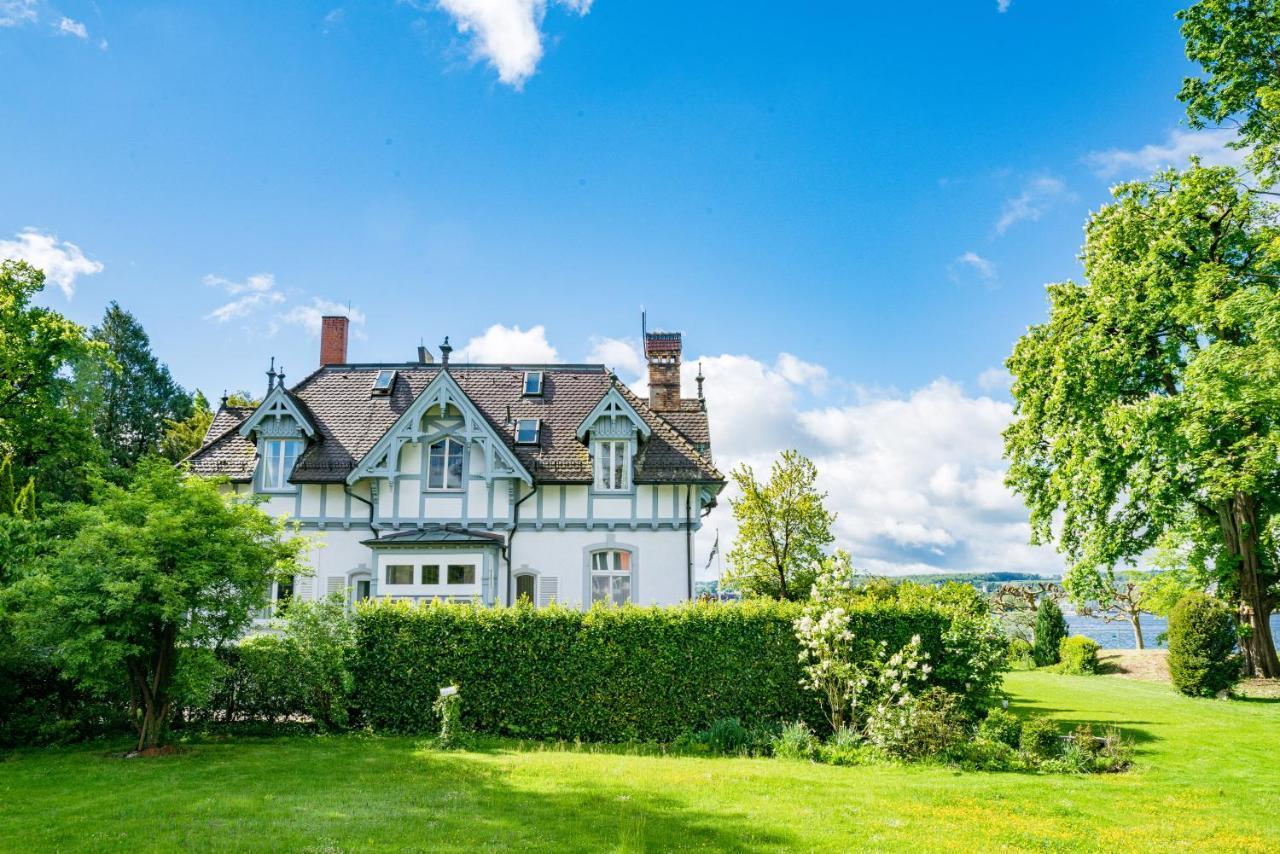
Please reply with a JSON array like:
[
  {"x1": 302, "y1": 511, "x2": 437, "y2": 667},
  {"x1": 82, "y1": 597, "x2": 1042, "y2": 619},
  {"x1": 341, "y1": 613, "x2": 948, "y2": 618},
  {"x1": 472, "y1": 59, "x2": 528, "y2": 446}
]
[
  {"x1": 590, "y1": 550, "x2": 631, "y2": 605},
  {"x1": 594, "y1": 439, "x2": 630, "y2": 492},
  {"x1": 523, "y1": 370, "x2": 543, "y2": 396},
  {"x1": 515, "y1": 418, "x2": 540, "y2": 444},
  {"x1": 427, "y1": 437, "x2": 464, "y2": 490},
  {"x1": 262, "y1": 439, "x2": 304, "y2": 490}
]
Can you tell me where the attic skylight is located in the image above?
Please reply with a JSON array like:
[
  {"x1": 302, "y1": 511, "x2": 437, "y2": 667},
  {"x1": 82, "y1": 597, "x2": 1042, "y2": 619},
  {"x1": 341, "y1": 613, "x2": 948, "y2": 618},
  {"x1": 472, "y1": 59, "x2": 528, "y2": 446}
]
[
  {"x1": 372, "y1": 369, "x2": 396, "y2": 396},
  {"x1": 515, "y1": 418, "x2": 540, "y2": 444},
  {"x1": 523, "y1": 370, "x2": 543, "y2": 396}
]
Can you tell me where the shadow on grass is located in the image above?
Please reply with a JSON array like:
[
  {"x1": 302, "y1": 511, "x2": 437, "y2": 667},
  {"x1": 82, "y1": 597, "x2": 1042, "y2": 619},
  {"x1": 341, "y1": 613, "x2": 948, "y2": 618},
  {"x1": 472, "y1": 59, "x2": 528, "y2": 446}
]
[
  {"x1": 402, "y1": 746, "x2": 793, "y2": 851},
  {"x1": 1006, "y1": 697, "x2": 1159, "y2": 746}
]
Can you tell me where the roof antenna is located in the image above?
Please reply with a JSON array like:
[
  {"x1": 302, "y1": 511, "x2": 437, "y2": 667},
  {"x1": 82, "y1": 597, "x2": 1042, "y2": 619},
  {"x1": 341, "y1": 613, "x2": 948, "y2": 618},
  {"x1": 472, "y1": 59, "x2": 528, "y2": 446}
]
[{"x1": 641, "y1": 307, "x2": 647, "y2": 341}]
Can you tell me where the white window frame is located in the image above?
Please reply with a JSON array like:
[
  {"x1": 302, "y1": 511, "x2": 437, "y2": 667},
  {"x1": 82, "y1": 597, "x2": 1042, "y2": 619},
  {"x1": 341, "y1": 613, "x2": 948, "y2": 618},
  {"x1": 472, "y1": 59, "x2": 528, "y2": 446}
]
[
  {"x1": 590, "y1": 550, "x2": 632, "y2": 605},
  {"x1": 262, "y1": 438, "x2": 304, "y2": 492},
  {"x1": 426, "y1": 437, "x2": 465, "y2": 491},
  {"x1": 523, "y1": 370, "x2": 543, "y2": 396},
  {"x1": 594, "y1": 439, "x2": 631, "y2": 492},
  {"x1": 515, "y1": 418, "x2": 540, "y2": 445}
]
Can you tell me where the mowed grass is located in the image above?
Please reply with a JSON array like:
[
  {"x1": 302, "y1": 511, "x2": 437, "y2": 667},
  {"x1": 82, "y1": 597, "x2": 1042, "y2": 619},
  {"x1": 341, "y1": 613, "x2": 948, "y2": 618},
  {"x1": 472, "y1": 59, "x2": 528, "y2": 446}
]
[{"x1": 1, "y1": 672, "x2": 1278, "y2": 852}]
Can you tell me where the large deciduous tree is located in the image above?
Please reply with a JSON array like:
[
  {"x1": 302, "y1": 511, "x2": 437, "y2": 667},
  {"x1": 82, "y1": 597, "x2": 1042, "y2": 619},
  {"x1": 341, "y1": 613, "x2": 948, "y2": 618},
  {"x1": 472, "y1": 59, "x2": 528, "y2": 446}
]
[
  {"x1": 160, "y1": 390, "x2": 214, "y2": 462},
  {"x1": 725, "y1": 450, "x2": 836, "y2": 601},
  {"x1": 12, "y1": 461, "x2": 305, "y2": 750},
  {"x1": 1004, "y1": 164, "x2": 1280, "y2": 676},
  {"x1": 91, "y1": 302, "x2": 192, "y2": 469},
  {"x1": 0, "y1": 260, "x2": 106, "y2": 503},
  {"x1": 1179, "y1": 0, "x2": 1280, "y2": 181}
]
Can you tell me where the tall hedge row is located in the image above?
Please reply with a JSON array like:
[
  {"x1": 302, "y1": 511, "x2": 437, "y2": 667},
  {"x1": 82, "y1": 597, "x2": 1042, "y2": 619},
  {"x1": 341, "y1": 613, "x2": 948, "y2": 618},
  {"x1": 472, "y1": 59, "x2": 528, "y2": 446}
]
[{"x1": 350, "y1": 599, "x2": 952, "y2": 741}]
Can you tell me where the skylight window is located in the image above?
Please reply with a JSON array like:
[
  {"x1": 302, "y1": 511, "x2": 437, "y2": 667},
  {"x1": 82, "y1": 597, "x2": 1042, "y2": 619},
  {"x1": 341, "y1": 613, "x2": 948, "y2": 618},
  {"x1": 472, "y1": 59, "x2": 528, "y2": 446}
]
[
  {"x1": 371, "y1": 369, "x2": 396, "y2": 396},
  {"x1": 515, "y1": 418, "x2": 540, "y2": 444},
  {"x1": 523, "y1": 370, "x2": 543, "y2": 396}
]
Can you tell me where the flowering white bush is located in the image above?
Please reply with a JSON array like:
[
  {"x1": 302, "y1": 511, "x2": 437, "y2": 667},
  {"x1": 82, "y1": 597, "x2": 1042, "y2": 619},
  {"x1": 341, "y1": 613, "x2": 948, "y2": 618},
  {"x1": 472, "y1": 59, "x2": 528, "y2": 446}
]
[{"x1": 795, "y1": 556, "x2": 863, "y2": 732}]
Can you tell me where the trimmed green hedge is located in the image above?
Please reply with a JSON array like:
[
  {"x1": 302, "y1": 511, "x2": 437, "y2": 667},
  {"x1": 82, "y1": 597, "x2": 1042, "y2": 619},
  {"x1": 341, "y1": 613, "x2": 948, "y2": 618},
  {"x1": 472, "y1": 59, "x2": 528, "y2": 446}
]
[{"x1": 350, "y1": 599, "x2": 953, "y2": 741}]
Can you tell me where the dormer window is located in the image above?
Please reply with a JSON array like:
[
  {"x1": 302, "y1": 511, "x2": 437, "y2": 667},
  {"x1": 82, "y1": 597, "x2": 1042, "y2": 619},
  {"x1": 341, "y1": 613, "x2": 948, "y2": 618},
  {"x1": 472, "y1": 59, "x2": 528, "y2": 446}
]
[
  {"x1": 523, "y1": 370, "x2": 543, "y2": 396},
  {"x1": 594, "y1": 439, "x2": 630, "y2": 492},
  {"x1": 262, "y1": 438, "x2": 304, "y2": 491},
  {"x1": 515, "y1": 418, "x2": 540, "y2": 444},
  {"x1": 372, "y1": 369, "x2": 396, "y2": 396}
]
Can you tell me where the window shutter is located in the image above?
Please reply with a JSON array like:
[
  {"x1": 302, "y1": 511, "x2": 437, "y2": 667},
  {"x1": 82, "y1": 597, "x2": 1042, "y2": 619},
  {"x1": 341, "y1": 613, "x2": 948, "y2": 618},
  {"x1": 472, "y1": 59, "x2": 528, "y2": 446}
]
[
  {"x1": 326, "y1": 576, "x2": 345, "y2": 597},
  {"x1": 537, "y1": 576, "x2": 559, "y2": 608},
  {"x1": 295, "y1": 575, "x2": 315, "y2": 600}
]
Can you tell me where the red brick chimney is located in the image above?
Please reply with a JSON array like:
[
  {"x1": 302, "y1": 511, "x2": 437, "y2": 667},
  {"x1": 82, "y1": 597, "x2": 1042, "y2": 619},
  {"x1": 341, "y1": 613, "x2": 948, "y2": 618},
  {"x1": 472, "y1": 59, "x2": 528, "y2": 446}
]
[
  {"x1": 644, "y1": 330, "x2": 682, "y2": 412},
  {"x1": 320, "y1": 315, "x2": 349, "y2": 366}
]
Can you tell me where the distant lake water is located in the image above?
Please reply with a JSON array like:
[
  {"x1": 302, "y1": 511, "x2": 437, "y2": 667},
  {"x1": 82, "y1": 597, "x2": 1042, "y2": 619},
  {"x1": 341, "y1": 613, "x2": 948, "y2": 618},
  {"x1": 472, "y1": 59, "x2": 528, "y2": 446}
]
[{"x1": 1065, "y1": 611, "x2": 1280, "y2": 650}]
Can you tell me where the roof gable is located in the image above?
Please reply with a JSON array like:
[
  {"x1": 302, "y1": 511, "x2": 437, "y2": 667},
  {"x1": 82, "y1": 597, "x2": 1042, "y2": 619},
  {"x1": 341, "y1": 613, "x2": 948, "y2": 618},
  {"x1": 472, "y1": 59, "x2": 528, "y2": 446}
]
[
  {"x1": 576, "y1": 382, "x2": 652, "y2": 441},
  {"x1": 345, "y1": 370, "x2": 532, "y2": 486},
  {"x1": 238, "y1": 384, "x2": 318, "y2": 440}
]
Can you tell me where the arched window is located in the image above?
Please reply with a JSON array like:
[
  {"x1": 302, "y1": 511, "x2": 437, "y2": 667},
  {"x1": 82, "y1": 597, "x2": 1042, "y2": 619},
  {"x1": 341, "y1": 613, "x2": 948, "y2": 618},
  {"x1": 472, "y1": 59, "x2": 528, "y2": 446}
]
[
  {"x1": 515, "y1": 573, "x2": 536, "y2": 603},
  {"x1": 590, "y1": 549, "x2": 632, "y2": 605},
  {"x1": 426, "y1": 437, "x2": 464, "y2": 490}
]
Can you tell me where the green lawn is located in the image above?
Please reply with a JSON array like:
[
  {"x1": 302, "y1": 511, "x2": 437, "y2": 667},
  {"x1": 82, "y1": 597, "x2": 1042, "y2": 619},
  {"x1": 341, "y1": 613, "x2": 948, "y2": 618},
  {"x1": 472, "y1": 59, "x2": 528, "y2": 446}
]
[{"x1": 1, "y1": 672, "x2": 1277, "y2": 852}]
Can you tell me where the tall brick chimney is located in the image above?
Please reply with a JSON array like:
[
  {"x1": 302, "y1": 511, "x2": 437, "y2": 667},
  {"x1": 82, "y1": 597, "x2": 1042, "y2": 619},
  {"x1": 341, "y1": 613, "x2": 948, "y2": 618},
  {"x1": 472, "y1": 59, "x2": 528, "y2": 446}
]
[
  {"x1": 320, "y1": 315, "x2": 349, "y2": 366},
  {"x1": 644, "y1": 330, "x2": 682, "y2": 412}
]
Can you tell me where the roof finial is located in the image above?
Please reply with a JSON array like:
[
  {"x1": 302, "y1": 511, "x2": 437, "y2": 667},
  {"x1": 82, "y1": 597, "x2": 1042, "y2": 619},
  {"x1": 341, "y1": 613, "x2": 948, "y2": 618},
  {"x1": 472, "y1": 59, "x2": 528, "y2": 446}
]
[
  {"x1": 277, "y1": 365, "x2": 285, "y2": 387},
  {"x1": 697, "y1": 362, "x2": 706, "y2": 411},
  {"x1": 221, "y1": 389, "x2": 229, "y2": 407},
  {"x1": 440, "y1": 336, "x2": 452, "y2": 366},
  {"x1": 266, "y1": 356, "x2": 277, "y2": 393}
]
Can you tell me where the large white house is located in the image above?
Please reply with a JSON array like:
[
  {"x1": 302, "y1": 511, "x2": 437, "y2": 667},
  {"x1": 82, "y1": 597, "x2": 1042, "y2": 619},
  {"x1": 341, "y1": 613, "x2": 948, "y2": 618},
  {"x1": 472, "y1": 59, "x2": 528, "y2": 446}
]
[{"x1": 188, "y1": 317, "x2": 724, "y2": 612}]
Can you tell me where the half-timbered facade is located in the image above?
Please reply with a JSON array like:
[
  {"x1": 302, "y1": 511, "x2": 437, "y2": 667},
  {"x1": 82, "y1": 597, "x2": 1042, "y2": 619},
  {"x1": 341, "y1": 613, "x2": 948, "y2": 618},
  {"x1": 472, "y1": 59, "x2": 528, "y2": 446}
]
[{"x1": 187, "y1": 317, "x2": 723, "y2": 613}]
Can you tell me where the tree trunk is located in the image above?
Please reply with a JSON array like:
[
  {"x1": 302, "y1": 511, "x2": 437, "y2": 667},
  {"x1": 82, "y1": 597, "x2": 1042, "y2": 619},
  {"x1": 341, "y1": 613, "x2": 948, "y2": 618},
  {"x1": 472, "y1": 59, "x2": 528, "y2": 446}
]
[
  {"x1": 1129, "y1": 613, "x2": 1145, "y2": 650},
  {"x1": 128, "y1": 624, "x2": 178, "y2": 751},
  {"x1": 1218, "y1": 495, "x2": 1280, "y2": 679}
]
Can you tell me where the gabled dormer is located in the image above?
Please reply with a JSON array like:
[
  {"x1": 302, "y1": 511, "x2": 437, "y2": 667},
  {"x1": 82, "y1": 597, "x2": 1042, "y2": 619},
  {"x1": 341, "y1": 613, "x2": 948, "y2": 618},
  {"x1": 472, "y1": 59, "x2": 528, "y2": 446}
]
[
  {"x1": 577, "y1": 381, "x2": 651, "y2": 493},
  {"x1": 239, "y1": 363, "x2": 319, "y2": 493}
]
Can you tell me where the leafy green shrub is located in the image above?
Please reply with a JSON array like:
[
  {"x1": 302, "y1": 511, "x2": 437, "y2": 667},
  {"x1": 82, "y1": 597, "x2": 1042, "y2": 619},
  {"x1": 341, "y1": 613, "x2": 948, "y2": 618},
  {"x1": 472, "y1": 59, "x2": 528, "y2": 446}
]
[
  {"x1": 947, "y1": 737, "x2": 1023, "y2": 772},
  {"x1": 1018, "y1": 715, "x2": 1061, "y2": 758},
  {"x1": 1006, "y1": 637, "x2": 1036, "y2": 670},
  {"x1": 1058, "y1": 636, "x2": 1100, "y2": 675},
  {"x1": 772, "y1": 721, "x2": 819, "y2": 761},
  {"x1": 1033, "y1": 599, "x2": 1067, "y2": 666},
  {"x1": 277, "y1": 596, "x2": 355, "y2": 729},
  {"x1": 977, "y1": 708, "x2": 1022, "y2": 749},
  {"x1": 817, "y1": 726, "x2": 871, "y2": 766},
  {"x1": 1167, "y1": 592, "x2": 1240, "y2": 697},
  {"x1": 352, "y1": 598, "x2": 959, "y2": 741},
  {"x1": 865, "y1": 687, "x2": 970, "y2": 760},
  {"x1": 703, "y1": 717, "x2": 751, "y2": 755}
]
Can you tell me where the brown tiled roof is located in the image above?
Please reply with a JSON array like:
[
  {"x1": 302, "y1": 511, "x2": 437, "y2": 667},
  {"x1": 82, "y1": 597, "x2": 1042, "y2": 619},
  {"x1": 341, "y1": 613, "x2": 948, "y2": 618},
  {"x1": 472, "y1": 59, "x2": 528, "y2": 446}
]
[
  {"x1": 187, "y1": 365, "x2": 723, "y2": 488},
  {"x1": 203, "y1": 405, "x2": 255, "y2": 446},
  {"x1": 660, "y1": 399, "x2": 711, "y2": 449}
]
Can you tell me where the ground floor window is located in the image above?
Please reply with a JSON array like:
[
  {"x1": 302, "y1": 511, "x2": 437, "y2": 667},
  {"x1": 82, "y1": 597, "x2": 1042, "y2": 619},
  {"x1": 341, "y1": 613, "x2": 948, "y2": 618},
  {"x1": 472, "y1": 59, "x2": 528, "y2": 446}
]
[
  {"x1": 590, "y1": 550, "x2": 631, "y2": 605},
  {"x1": 385, "y1": 564, "x2": 413, "y2": 585},
  {"x1": 515, "y1": 573, "x2": 536, "y2": 603},
  {"x1": 447, "y1": 564, "x2": 476, "y2": 585}
]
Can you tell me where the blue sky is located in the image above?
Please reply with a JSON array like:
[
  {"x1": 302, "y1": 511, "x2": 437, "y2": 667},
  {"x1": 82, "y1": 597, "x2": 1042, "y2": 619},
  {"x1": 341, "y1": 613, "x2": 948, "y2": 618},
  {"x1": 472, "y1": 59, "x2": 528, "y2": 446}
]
[{"x1": 0, "y1": 0, "x2": 1239, "y2": 576}]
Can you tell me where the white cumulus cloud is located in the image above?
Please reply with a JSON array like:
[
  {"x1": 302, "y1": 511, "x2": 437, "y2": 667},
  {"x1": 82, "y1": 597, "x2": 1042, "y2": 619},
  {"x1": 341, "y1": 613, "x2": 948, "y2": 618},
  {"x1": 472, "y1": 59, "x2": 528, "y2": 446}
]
[
  {"x1": 951, "y1": 251, "x2": 996, "y2": 282},
  {"x1": 995, "y1": 175, "x2": 1068, "y2": 235},
  {"x1": 0, "y1": 0, "x2": 36, "y2": 27},
  {"x1": 0, "y1": 228, "x2": 103, "y2": 298},
  {"x1": 460, "y1": 323, "x2": 560, "y2": 362},
  {"x1": 587, "y1": 335, "x2": 646, "y2": 379},
  {"x1": 203, "y1": 273, "x2": 285, "y2": 322},
  {"x1": 56, "y1": 16, "x2": 86, "y2": 38},
  {"x1": 281, "y1": 298, "x2": 368, "y2": 337},
  {"x1": 1084, "y1": 128, "x2": 1248, "y2": 178},
  {"x1": 433, "y1": 0, "x2": 593, "y2": 88}
]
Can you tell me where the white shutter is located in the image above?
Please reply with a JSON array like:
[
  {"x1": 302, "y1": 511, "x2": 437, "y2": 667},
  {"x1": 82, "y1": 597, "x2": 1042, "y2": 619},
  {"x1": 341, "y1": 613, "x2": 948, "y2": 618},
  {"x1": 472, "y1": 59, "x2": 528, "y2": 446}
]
[
  {"x1": 326, "y1": 576, "x2": 345, "y2": 598},
  {"x1": 537, "y1": 576, "x2": 559, "y2": 608},
  {"x1": 295, "y1": 575, "x2": 315, "y2": 600}
]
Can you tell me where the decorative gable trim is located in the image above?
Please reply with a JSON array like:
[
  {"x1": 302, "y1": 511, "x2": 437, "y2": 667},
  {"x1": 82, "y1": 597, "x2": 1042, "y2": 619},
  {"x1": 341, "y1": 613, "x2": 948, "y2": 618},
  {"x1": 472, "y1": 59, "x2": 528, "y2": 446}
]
[
  {"x1": 238, "y1": 385, "x2": 318, "y2": 440},
  {"x1": 345, "y1": 370, "x2": 533, "y2": 486},
  {"x1": 575, "y1": 384, "x2": 652, "y2": 442}
]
